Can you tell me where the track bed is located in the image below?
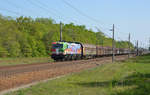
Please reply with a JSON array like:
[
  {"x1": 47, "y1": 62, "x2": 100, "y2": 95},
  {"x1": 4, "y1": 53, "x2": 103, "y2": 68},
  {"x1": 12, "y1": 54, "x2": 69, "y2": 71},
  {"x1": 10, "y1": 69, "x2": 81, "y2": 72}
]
[{"x1": 0, "y1": 55, "x2": 131, "y2": 92}]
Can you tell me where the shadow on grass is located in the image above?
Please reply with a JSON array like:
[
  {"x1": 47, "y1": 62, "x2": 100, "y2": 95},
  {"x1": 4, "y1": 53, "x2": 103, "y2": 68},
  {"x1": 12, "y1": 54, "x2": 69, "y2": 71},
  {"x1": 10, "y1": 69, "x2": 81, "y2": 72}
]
[{"x1": 74, "y1": 73, "x2": 150, "y2": 95}]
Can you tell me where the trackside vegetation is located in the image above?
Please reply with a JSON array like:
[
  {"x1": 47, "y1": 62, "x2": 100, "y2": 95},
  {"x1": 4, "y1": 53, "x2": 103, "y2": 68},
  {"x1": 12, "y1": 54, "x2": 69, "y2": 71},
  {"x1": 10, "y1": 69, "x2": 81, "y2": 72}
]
[
  {"x1": 5, "y1": 54, "x2": 150, "y2": 95},
  {"x1": 0, "y1": 14, "x2": 133, "y2": 58},
  {"x1": 0, "y1": 57, "x2": 52, "y2": 66}
]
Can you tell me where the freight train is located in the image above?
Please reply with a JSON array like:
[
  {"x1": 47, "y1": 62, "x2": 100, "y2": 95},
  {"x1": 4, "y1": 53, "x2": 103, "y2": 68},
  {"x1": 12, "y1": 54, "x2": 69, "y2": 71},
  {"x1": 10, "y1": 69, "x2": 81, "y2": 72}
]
[{"x1": 51, "y1": 41, "x2": 132, "y2": 61}]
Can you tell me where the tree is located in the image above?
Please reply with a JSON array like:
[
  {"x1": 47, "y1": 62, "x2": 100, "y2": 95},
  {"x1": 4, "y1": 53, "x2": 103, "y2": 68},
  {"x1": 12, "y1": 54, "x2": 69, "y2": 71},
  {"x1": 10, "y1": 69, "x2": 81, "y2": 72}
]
[{"x1": 0, "y1": 46, "x2": 8, "y2": 57}]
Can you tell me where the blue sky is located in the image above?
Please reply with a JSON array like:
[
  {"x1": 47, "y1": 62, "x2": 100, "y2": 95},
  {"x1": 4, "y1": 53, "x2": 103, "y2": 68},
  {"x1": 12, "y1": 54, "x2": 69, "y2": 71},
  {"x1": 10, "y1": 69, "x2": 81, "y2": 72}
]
[{"x1": 0, "y1": 0, "x2": 149, "y2": 48}]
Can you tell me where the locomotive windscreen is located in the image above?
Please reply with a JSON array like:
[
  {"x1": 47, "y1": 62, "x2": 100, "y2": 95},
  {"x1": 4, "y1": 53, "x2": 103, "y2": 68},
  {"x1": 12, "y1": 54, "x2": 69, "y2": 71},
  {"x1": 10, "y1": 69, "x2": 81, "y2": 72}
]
[{"x1": 52, "y1": 44, "x2": 63, "y2": 49}]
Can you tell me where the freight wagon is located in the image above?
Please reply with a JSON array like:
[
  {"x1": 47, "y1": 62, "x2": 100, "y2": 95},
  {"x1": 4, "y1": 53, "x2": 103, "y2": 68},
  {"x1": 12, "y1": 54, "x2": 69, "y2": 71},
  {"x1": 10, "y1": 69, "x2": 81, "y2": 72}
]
[{"x1": 51, "y1": 41, "x2": 130, "y2": 61}]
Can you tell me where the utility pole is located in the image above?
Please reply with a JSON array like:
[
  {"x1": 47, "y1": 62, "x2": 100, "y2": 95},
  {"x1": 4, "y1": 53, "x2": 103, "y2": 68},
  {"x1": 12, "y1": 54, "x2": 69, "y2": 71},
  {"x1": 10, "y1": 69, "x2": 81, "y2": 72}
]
[
  {"x1": 118, "y1": 42, "x2": 121, "y2": 54},
  {"x1": 100, "y1": 38, "x2": 104, "y2": 48},
  {"x1": 112, "y1": 24, "x2": 115, "y2": 63},
  {"x1": 149, "y1": 37, "x2": 150, "y2": 51},
  {"x1": 60, "y1": 22, "x2": 62, "y2": 41},
  {"x1": 137, "y1": 40, "x2": 139, "y2": 56},
  {"x1": 128, "y1": 33, "x2": 131, "y2": 58}
]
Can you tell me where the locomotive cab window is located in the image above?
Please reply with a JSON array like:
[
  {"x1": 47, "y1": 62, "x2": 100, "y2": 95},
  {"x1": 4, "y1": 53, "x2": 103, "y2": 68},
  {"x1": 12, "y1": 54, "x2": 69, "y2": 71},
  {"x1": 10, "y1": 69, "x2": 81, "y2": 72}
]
[{"x1": 52, "y1": 44, "x2": 63, "y2": 49}]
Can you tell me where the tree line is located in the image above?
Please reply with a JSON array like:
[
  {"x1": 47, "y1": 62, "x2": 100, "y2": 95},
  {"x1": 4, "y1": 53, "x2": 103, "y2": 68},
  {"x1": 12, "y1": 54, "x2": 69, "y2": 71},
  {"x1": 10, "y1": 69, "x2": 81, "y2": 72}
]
[{"x1": 0, "y1": 14, "x2": 133, "y2": 57}]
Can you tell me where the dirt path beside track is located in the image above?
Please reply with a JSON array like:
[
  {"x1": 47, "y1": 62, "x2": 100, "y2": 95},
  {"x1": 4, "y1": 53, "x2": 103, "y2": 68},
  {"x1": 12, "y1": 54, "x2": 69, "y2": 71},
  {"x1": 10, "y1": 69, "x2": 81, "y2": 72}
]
[{"x1": 0, "y1": 55, "x2": 132, "y2": 92}]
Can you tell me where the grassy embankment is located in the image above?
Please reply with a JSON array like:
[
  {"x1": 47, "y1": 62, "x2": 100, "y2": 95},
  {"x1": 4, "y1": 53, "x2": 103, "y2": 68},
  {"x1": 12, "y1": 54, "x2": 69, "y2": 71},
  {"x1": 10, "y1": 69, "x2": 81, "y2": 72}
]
[
  {"x1": 0, "y1": 57, "x2": 53, "y2": 66},
  {"x1": 5, "y1": 54, "x2": 150, "y2": 95}
]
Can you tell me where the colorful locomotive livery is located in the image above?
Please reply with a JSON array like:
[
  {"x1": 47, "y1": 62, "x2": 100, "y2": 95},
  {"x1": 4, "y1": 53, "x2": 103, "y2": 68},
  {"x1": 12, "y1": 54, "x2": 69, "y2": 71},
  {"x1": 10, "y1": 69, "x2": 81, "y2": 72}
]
[
  {"x1": 51, "y1": 42, "x2": 82, "y2": 60},
  {"x1": 51, "y1": 41, "x2": 131, "y2": 61}
]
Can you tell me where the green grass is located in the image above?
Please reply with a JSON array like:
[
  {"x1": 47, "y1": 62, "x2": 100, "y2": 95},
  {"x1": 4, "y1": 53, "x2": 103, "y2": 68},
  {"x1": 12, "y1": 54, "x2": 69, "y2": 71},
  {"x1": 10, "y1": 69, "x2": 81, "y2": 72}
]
[
  {"x1": 0, "y1": 57, "x2": 53, "y2": 66},
  {"x1": 5, "y1": 54, "x2": 150, "y2": 95}
]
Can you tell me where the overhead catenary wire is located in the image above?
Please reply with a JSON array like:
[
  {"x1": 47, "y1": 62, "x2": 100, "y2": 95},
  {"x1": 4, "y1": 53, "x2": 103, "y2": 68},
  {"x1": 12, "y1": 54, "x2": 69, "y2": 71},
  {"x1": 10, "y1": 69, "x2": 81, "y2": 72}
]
[
  {"x1": 25, "y1": 0, "x2": 60, "y2": 20},
  {"x1": 31, "y1": 0, "x2": 83, "y2": 24},
  {"x1": 31, "y1": 0, "x2": 108, "y2": 32},
  {"x1": 35, "y1": 0, "x2": 62, "y2": 18},
  {"x1": 62, "y1": 0, "x2": 111, "y2": 32},
  {"x1": 115, "y1": 25, "x2": 129, "y2": 35},
  {"x1": 35, "y1": 0, "x2": 81, "y2": 24},
  {"x1": 4, "y1": 0, "x2": 42, "y2": 17},
  {"x1": 4, "y1": 0, "x2": 21, "y2": 9},
  {"x1": 62, "y1": 0, "x2": 106, "y2": 25},
  {"x1": 35, "y1": 0, "x2": 96, "y2": 27},
  {"x1": 0, "y1": 8, "x2": 23, "y2": 16}
]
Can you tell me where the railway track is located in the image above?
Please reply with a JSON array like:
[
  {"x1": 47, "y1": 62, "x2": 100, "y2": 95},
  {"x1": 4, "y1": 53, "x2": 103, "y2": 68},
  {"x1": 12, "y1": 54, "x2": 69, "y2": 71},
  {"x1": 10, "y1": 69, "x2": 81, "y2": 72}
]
[{"x1": 0, "y1": 55, "x2": 132, "y2": 92}]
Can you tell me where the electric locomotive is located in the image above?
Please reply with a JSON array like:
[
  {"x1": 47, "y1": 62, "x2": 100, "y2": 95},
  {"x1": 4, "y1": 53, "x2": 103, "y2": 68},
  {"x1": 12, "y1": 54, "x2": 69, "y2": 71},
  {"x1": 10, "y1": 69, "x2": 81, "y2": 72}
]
[{"x1": 51, "y1": 41, "x2": 82, "y2": 60}]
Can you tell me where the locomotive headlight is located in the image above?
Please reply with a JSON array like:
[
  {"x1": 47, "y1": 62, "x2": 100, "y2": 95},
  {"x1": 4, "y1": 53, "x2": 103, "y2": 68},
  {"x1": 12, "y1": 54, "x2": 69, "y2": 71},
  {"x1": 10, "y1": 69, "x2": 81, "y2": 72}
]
[{"x1": 64, "y1": 50, "x2": 66, "y2": 55}]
